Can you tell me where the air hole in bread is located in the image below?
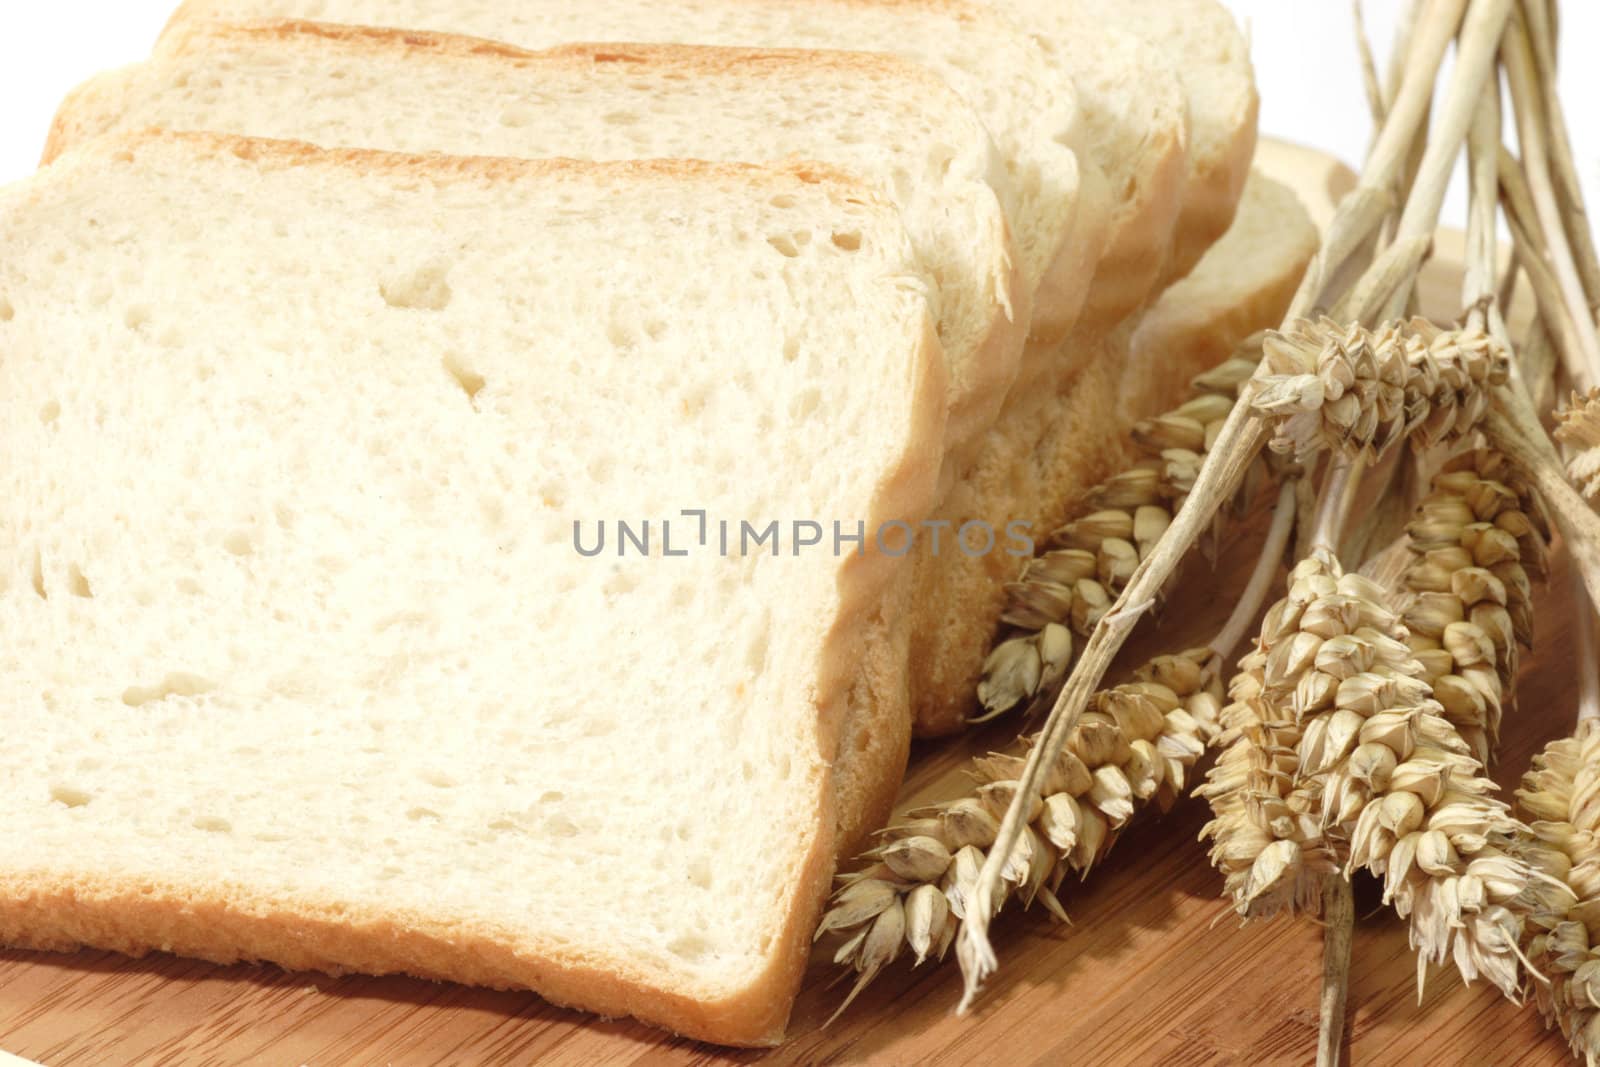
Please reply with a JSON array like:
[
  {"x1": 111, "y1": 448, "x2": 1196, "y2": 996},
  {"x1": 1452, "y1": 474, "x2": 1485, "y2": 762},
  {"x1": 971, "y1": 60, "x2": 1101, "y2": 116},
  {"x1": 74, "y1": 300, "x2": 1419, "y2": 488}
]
[
  {"x1": 602, "y1": 110, "x2": 640, "y2": 126},
  {"x1": 790, "y1": 387, "x2": 822, "y2": 419},
  {"x1": 223, "y1": 531, "x2": 254, "y2": 557},
  {"x1": 274, "y1": 502, "x2": 296, "y2": 529},
  {"x1": 406, "y1": 807, "x2": 440, "y2": 823},
  {"x1": 49, "y1": 785, "x2": 92, "y2": 809},
  {"x1": 831, "y1": 231, "x2": 863, "y2": 252},
  {"x1": 192, "y1": 815, "x2": 232, "y2": 834},
  {"x1": 644, "y1": 319, "x2": 667, "y2": 341},
  {"x1": 123, "y1": 305, "x2": 151, "y2": 331},
  {"x1": 604, "y1": 571, "x2": 638, "y2": 598},
  {"x1": 0, "y1": 294, "x2": 19, "y2": 321},
  {"x1": 667, "y1": 935, "x2": 710, "y2": 962},
  {"x1": 498, "y1": 104, "x2": 535, "y2": 128},
  {"x1": 39, "y1": 400, "x2": 60, "y2": 425},
  {"x1": 606, "y1": 320, "x2": 636, "y2": 351},
  {"x1": 29, "y1": 549, "x2": 46, "y2": 600},
  {"x1": 66, "y1": 564, "x2": 92, "y2": 599},
  {"x1": 545, "y1": 813, "x2": 579, "y2": 838},
  {"x1": 588, "y1": 456, "x2": 615, "y2": 484},
  {"x1": 769, "y1": 195, "x2": 797, "y2": 210},
  {"x1": 766, "y1": 234, "x2": 800, "y2": 259},
  {"x1": 783, "y1": 337, "x2": 801, "y2": 363},
  {"x1": 441, "y1": 352, "x2": 485, "y2": 403},
  {"x1": 688, "y1": 857, "x2": 713, "y2": 890},
  {"x1": 419, "y1": 768, "x2": 457, "y2": 789},
  {"x1": 381, "y1": 262, "x2": 453, "y2": 312},
  {"x1": 121, "y1": 672, "x2": 215, "y2": 707}
]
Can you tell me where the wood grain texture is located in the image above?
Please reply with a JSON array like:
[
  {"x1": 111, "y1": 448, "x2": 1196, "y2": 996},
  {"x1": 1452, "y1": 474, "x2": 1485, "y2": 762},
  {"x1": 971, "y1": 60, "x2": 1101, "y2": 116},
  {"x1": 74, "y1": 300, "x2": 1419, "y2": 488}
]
[{"x1": 0, "y1": 141, "x2": 1578, "y2": 1066}]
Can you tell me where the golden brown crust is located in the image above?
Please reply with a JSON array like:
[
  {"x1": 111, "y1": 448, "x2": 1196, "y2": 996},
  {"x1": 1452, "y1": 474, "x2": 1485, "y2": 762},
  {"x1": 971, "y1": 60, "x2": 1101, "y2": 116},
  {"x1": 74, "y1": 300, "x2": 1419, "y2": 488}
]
[
  {"x1": 1068, "y1": 33, "x2": 1190, "y2": 332},
  {"x1": 161, "y1": 17, "x2": 981, "y2": 92},
  {"x1": 7, "y1": 131, "x2": 951, "y2": 1047},
  {"x1": 100, "y1": 127, "x2": 887, "y2": 202},
  {"x1": 1160, "y1": 92, "x2": 1260, "y2": 287},
  {"x1": 0, "y1": 869, "x2": 806, "y2": 1045},
  {"x1": 833, "y1": 582, "x2": 916, "y2": 859}
]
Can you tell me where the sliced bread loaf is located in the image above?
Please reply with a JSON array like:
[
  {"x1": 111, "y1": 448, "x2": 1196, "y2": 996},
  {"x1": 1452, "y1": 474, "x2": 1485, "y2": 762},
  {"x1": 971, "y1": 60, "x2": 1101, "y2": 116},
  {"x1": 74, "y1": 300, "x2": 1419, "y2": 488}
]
[
  {"x1": 43, "y1": 23, "x2": 1023, "y2": 456},
  {"x1": 163, "y1": 0, "x2": 1102, "y2": 343},
  {"x1": 0, "y1": 131, "x2": 947, "y2": 1045},
  {"x1": 903, "y1": 170, "x2": 1320, "y2": 735}
]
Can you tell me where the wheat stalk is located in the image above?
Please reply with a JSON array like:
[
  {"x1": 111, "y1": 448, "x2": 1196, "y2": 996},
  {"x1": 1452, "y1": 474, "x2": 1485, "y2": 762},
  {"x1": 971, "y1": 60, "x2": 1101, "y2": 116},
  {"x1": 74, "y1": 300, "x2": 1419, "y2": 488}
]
[{"x1": 977, "y1": 354, "x2": 1264, "y2": 720}]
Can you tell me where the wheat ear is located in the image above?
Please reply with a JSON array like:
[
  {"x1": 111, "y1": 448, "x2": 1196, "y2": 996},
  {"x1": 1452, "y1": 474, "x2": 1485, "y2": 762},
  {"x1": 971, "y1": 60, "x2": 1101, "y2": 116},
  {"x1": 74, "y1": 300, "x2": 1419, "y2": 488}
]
[
  {"x1": 1518, "y1": 722, "x2": 1600, "y2": 1064},
  {"x1": 1556, "y1": 392, "x2": 1600, "y2": 501},
  {"x1": 1400, "y1": 449, "x2": 1549, "y2": 765},
  {"x1": 976, "y1": 354, "x2": 1264, "y2": 722},
  {"x1": 1204, "y1": 546, "x2": 1541, "y2": 995},
  {"x1": 819, "y1": 648, "x2": 1223, "y2": 1019}
]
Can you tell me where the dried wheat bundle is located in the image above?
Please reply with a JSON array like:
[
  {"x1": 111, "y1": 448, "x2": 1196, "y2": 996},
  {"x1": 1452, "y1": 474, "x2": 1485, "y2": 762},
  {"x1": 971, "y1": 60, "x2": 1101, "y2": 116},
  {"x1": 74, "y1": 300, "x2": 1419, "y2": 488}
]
[
  {"x1": 1556, "y1": 390, "x2": 1600, "y2": 501},
  {"x1": 977, "y1": 355, "x2": 1262, "y2": 721},
  {"x1": 1517, "y1": 722, "x2": 1600, "y2": 1063},
  {"x1": 822, "y1": 648, "x2": 1222, "y2": 1008},
  {"x1": 1251, "y1": 317, "x2": 1509, "y2": 463},
  {"x1": 1400, "y1": 450, "x2": 1550, "y2": 764}
]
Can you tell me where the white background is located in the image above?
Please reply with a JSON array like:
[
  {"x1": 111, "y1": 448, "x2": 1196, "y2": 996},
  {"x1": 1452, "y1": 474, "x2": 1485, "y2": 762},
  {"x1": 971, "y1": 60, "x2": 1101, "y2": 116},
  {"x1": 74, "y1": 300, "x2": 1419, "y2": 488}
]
[{"x1": 0, "y1": 1, "x2": 1596, "y2": 235}]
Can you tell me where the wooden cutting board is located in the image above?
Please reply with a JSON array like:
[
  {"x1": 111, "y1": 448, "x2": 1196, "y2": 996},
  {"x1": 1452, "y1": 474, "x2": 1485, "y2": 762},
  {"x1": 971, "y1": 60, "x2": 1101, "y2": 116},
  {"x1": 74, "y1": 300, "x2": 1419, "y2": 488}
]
[{"x1": 0, "y1": 141, "x2": 1580, "y2": 1067}]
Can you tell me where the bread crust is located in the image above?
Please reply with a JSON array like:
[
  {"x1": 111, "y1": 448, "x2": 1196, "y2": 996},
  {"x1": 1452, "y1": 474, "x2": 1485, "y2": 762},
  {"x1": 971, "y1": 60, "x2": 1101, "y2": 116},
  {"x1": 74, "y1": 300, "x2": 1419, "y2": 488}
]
[
  {"x1": 4, "y1": 130, "x2": 952, "y2": 1047},
  {"x1": 1070, "y1": 31, "x2": 1191, "y2": 330}
]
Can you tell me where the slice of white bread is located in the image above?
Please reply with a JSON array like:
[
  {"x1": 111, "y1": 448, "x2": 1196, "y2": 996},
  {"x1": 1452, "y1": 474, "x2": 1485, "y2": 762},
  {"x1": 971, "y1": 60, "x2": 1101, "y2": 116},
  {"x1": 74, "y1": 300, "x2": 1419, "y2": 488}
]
[
  {"x1": 902, "y1": 170, "x2": 1320, "y2": 736},
  {"x1": 163, "y1": 0, "x2": 1101, "y2": 344},
  {"x1": 42, "y1": 23, "x2": 1023, "y2": 455},
  {"x1": 1075, "y1": 0, "x2": 1259, "y2": 285},
  {"x1": 0, "y1": 131, "x2": 948, "y2": 1046},
  {"x1": 38, "y1": 20, "x2": 1008, "y2": 863}
]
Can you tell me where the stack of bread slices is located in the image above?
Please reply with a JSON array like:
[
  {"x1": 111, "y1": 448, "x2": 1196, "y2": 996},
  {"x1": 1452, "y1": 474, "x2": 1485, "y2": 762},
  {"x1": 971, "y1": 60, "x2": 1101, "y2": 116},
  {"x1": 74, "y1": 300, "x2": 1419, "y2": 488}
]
[{"x1": 0, "y1": 0, "x2": 1319, "y2": 1046}]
